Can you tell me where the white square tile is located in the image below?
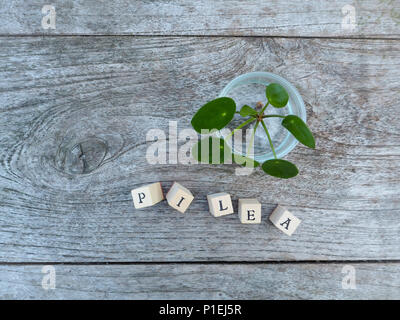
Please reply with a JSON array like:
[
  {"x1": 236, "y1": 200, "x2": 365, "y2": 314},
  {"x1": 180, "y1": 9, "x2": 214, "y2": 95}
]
[
  {"x1": 166, "y1": 182, "x2": 194, "y2": 213},
  {"x1": 269, "y1": 205, "x2": 301, "y2": 236},
  {"x1": 207, "y1": 192, "x2": 234, "y2": 217},
  {"x1": 131, "y1": 182, "x2": 164, "y2": 209},
  {"x1": 239, "y1": 198, "x2": 261, "y2": 224}
]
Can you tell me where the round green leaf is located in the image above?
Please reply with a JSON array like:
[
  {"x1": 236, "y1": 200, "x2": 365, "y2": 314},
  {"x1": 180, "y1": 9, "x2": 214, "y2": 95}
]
[
  {"x1": 266, "y1": 83, "x2": 289, "y2": 108},
  {"x1": 191, "y1": 97, "x2": 236, "y2": 133},
  {"x1": 262, "y1": 159, "x2": 299, "y2": 179},
  {"x1": 233, "y1": 154, "x2": 260, "y2": 168},
  {"x1": 192, "y1": 137, "x2": 231, "y2": 164},
  {"x1": 239, "y1": 105, "x2": 258, "y2": 117},
  {"x1": 282, "y1": 115, "x2": 315, "y2": 149}
]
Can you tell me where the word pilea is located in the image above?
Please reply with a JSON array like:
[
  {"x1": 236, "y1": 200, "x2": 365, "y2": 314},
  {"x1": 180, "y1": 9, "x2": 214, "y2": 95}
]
[{"x1": 131, "y1": 182, "x2": 301, "y2": 236}]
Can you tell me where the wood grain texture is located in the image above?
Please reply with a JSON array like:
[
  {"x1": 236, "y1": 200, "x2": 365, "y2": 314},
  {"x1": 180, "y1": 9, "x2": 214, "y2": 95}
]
[
  {"x1": 0, "y1": 36, "x2": 400, "y2": 262},
  {"x1": 1, "y1": 263, "x2": 399, "y2": 299},
  {"x1": 0, "y1": 0, "x2": 399, "y2": 37}
]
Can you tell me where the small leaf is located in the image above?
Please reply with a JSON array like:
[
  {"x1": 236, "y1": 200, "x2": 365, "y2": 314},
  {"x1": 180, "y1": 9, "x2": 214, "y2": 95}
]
[
  {"x1": 192, "y1": 137, "x2": 231, "y2": 164},
  {"x1": 266, "y1": 83, "x2": 289, "y2": 108},
  {"x1": 191, "y1": 97, "x2": 236, "y2": 133},
  {"x1": 239, "y1": 105, "x2": 258, "y2": 117},
  {"x1": 282, "y1": 115, "x2": 315, "y2": 149},
  {"x1": 262, "y1": 159, "x2": 299, "y2": 179},
  {"x1": 233, "y1": 154, "x2": 260, "y2": 168}
]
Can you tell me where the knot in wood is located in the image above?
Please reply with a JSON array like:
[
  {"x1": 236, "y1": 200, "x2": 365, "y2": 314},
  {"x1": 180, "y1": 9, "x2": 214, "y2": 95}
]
[{"x1": 56, "y1": 137, "x2": 108, "y2": 175}]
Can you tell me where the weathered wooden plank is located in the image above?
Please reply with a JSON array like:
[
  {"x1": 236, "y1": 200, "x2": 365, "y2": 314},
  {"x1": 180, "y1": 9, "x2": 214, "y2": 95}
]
[
  {"x1": 0, "y1": 0, "x2": 399, "y2": 37},
  {"x1": 0, "y1": 36, "x2": 399, "y2": 262},
  {"x1": 0, "y1": 263, "x2": 399, "y2": 299}
]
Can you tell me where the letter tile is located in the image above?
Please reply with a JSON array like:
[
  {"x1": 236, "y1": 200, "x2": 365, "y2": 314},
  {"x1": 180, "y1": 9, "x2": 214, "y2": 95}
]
[
  {"x1": 131, "y1": 182, "x2": 164, "y2": 209},
  {"x1": 207, "y1": 192, "x2": 234, "y2": 217},
  {"x1": 269, "y1": 205, "x2": 301, "y2": 236},
  {"x1": 239, "y1": 198, "x2": 261, "y2": 224},
  {"x1": 166, "y1": 182, "x2": 194, "y2": 213}
]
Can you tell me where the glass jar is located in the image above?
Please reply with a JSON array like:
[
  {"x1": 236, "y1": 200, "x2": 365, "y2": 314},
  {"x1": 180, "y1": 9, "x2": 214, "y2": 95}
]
[{"x1": 218, "y1": 72, "x2": 306, "y2": 163}]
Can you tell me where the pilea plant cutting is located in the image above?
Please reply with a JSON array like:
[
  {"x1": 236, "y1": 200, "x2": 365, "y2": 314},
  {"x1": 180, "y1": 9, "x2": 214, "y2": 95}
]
[{"x1": 191, "y1": 83, "x2": 315, "y2": 179}]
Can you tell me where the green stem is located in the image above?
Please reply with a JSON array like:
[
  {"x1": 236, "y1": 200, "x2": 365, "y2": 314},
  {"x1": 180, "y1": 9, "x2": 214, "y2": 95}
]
[
  {"x1": 246, "y1": 121, "x2": 259, "y2": 157},
  {"x1": 261, "y1": 120, "x2": 277, "y2": 159},
  {"x1": 260, "y1": 102, "x2": 269, "y2": 115},
  {"x1": 262, "y1": 114, "x2": 285, "y2": 119},
  {"x1": 224, "y1": 117, "x2": 256, "y2": 139}
]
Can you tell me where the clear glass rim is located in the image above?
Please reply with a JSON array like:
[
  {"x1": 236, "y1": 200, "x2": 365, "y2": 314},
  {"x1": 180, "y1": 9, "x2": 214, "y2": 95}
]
[{"x1": 218, "y1": 71, "x2": 306, "y2": 161}]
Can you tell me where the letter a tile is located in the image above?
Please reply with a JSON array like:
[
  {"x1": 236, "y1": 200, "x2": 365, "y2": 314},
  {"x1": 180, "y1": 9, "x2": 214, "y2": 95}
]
[{"x1": 269, "y1": 205, "x2": 301, "y2": 236}]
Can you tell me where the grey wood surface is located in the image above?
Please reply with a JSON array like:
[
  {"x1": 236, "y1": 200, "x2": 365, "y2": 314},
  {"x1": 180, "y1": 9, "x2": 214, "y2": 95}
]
[
  {"x1": 1, "y1": 36, "x2": 399, "y2": 263},
  {"x1": 0, "y1": 0, "x2": 399, "y2": 37},
  {"x1": 0, "y1": 263, "x2": 399, "y2": 299},
  {"x1": 0, "y1": 0, "x2": 399, "y2": 299},
  {"x1": 0, "y1": 263, "x2": 400, "y2": 300}
]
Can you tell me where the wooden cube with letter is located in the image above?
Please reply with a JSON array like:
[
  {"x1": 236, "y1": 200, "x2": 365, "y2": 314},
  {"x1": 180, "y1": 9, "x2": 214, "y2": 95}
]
[
  {"x1": 207, "y1": 192, "x2": 234, "y2": 217},
  {"x1": 131, "y1": 182, "x2": 164, "y2": 209},
  {"x1": 269, "y1": 205, "x2": 301, "y2": 236},
  {"x1": 238, "y1": 198, "x2": 261, "y2": 224},
  {"x1": 166, "y1": 182, "x2": 194, "y2": 213}
]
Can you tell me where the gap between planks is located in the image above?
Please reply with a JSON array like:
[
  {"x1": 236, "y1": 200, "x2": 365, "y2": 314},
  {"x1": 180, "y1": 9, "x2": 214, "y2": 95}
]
[
  {"x1": 1, "y1": 260, "x2": 400, "y2": 266},
  {"x1": 0, "y1": 34, "x2": 399, "y2": 41}
]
